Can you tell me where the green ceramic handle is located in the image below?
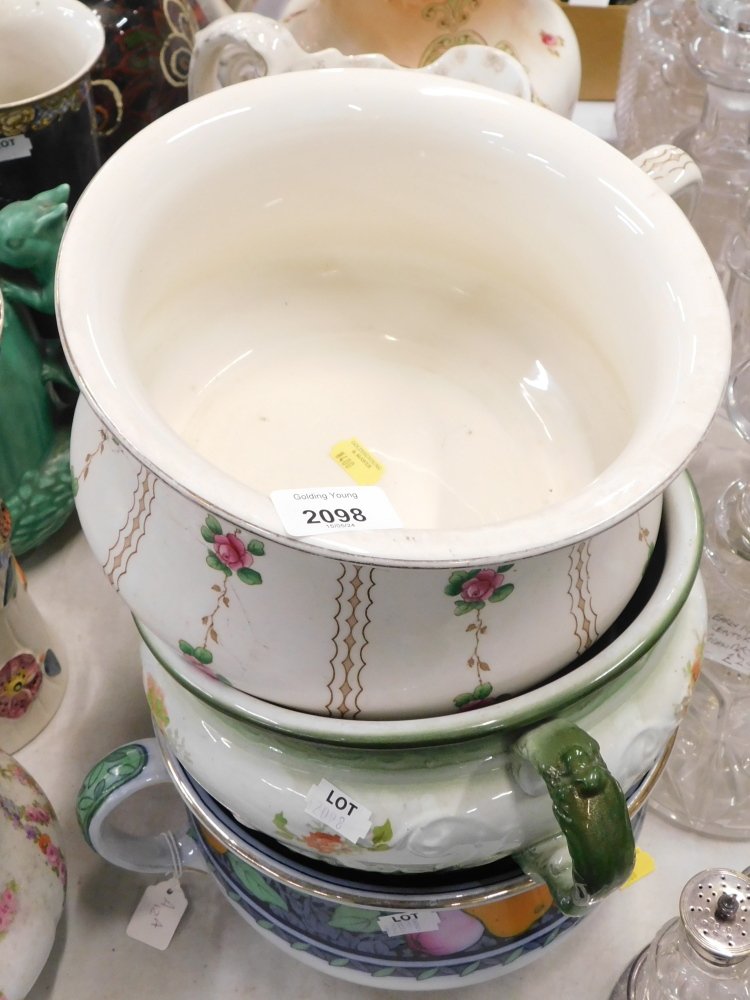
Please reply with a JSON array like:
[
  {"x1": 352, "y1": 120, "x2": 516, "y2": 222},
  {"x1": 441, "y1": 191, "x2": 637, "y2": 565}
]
[{"x1": 511, "y1": 719, "x2": 635, "y2": 918}]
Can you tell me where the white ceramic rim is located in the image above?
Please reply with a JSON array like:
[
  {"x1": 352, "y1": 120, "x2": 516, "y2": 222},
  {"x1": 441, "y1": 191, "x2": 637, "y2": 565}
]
[
  {"x1": 56, "y1": 71, "x2": 728, "y2": 567},
  {"x1": 0, "y1": 0, "x2": 105, "y2": 109},
  {"x1": 137, "y1": 472, "x2": 703, "y2": 746}
]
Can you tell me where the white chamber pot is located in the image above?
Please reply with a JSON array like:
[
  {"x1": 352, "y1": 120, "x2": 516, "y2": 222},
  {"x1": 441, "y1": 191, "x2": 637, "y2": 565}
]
[
  {"x1": 58, "y1": 69, "x2": 728, "y2": 719},
  {"x1": 140, "y1": 571, "x2": 706, "y2": 883}
]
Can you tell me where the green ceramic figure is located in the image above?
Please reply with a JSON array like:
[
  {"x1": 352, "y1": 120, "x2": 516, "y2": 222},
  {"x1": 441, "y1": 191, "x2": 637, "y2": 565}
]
[{"x1": 0, "y1": 185, "x2": 77, "y2": 554}]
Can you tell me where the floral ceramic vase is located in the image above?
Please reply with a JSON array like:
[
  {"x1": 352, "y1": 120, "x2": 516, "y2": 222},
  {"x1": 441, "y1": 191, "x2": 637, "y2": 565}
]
[
  {"x1": 85, "y1": 0, "x2": 208, "y2": 158},
  {"x1": 0, "y1": 187, "x2": 78, "y2": 555},
  {"x1": 0, "y1": 752, "x2": 66, "y2": 1000},
  {"x1": 0, "y1": 504, "x2": 67, "y2": 754},
  {"x1": 276, "y1": 0, "x2": 581, "y2": 115}
]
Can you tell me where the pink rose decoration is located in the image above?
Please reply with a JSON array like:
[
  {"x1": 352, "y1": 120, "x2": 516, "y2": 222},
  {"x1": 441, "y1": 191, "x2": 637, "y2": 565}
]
[
  {"x1": 44, "y1": 843, "x2": 63, "y2": 871},
  {"x1": 0, "y1": 888, "x2": 17, "y2": 934},
  {"x1": 461, "y1": 571, "x2": 504, "y2": 603},
  {"x1": 214, "y1": 534, "x2": 253, "y2": 571},
  {"x1": 25, "y1": 806, "x2": 51, "y2": 826}
]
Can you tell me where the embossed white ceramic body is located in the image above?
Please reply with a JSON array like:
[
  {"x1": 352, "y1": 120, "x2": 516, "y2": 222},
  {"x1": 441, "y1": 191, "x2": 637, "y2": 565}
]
[
  {"x1": 0, "y1": 752, "x2": 66, "y2": 1000},
  {"x1": 59, "y1": 71, "x2": 729, "y2": 718},
  {"x1": 276, "y1": 0, "x2": 581, "y2": 116},
  {"x1": 142, "y1": 572, "x2": 706, "y2": 873}
]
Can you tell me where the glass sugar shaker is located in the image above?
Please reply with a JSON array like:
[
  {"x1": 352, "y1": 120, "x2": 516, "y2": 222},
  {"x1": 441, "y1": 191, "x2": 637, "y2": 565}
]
[{"x1": 612, "y1": 868, "x2": 750, "y2": 999}]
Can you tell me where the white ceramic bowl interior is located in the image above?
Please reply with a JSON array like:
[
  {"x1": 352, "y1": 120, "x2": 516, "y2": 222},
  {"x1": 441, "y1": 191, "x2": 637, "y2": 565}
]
[
  {"x1": 0, "y1": 0, "x2": 104, "y2": 106},
  {"x1": 57, "y1": 70, "x2": 729, "y2": 563}
]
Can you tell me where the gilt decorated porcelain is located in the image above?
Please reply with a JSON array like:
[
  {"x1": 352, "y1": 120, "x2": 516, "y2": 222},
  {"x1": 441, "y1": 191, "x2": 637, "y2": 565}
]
[
  {"x1": 188, "y1": 13, "x2": 532, "y2": 103},
  {"x1": 0, "y1": 751, "x2": 65, "y2": 1000},
  {"x1": 58, "y1": 71, "x2": 728, "y2": 718},
  {"x1": 276, "y1": 0, "x2": 581, "y2": 116},
  {"x1": 0, "y1": 0, "x2": 103, "y2": 210}
]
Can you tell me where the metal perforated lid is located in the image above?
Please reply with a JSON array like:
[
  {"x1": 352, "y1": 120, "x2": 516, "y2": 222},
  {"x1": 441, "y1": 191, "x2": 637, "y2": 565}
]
[{"x1": 680, "y1": 870, "x2": 750, "y2": 964}]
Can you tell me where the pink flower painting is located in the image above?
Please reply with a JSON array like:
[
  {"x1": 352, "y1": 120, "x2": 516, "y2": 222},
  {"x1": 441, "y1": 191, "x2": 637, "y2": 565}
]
[
  {"x1": 214, "y1": 534, "x2": 253, "y2": 572},
  {"x1": 0, "y1": 653, "x2": 42, "y2": 719},
  {"x1": 0, "y1": 884, "x2": 17, "y2": 937}
]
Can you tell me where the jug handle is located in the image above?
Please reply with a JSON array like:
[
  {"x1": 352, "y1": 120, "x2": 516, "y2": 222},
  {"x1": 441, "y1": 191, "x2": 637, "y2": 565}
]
[
  {"x1": 188, "y1": 12, "x2": 531, "y2": 102},
  {"x1": 631, "y1": 144, "x2": 702, "y2": 219},
  {"x1": 510, "y1": 719, "x2": 635, "y2": 918},
  {"x1": 76, "y1": 738, "x2": 207, "y2": 874}
]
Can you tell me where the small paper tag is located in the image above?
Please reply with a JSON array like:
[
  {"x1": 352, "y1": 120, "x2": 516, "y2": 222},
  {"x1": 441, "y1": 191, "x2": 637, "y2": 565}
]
[
  {"x1": 270, "y1": 486, "x2": 401, "y2": 537},
  {"x1": 378, "y1": 911, "x2": 442, "y2": 937},
  {"x1": 304, "y1": 779, "x2": 373, "y2": 844},
  {"x1": 0, "y1": 135, "x2": 32, "y2": 162},
  {"x1": 620, "y1": 848, "x2": 656, "y2": 890},
  {"x1": 705, "y1": 612, "x2": 750, "y2": 676},
  {"x1": 330, "y1": 438, "x2": 385, "y2": 485},
  {"x1": 126, "y1": 878, "x2": 188, "y2": 950},
  {"x1": 567, "y1": 0, "x2": 610, "y2": 8}
]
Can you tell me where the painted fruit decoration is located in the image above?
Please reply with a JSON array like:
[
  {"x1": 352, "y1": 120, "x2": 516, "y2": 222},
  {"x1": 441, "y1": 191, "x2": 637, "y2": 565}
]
[
  {"x1": 405, "y1": 909, "x2": 485, "y2": 956},
  {"x1": 467, "y1": 883, "x2": 554, "y2": 937}
]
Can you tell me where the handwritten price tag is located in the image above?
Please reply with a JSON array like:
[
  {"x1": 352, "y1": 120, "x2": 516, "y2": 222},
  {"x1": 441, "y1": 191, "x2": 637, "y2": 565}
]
[
  {"x1": 378, "y1": 911, "x2": 442, "y2": 937},
  {"x1": 126, "y1": 878, "x2": 188, "y2": 950},
  {"x1": 705, "y1": 612, "x2": 750, "y2": 676},
  {"x1": 271, "y1": 486, "x2": 401, "y2": 537},
  {"x1": 304, "y1": 779, "x2": 373, "y2": 844}
]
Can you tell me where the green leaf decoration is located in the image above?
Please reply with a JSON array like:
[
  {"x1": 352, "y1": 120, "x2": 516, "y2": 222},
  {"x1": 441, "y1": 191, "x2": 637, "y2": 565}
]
[
  {"x1": 418, "y1": 969, "x2": 440, "y2": 981},
  {"x1": 200, "y1": 525, "x2": 216, "y2": 544},
  {"x1": 328, "y1": 905, "x2": 383, "y2": 933},
  {"x1": 292, "y1": 942, "x2": 310, "y2": 950},
  {"x1": 273, "y1": 812, "x2": 288, "y2": 831},
  {"x1": 454, "y1": 600, "x2": 483, "y2": 616},
  {"x1": 178, "y1": 640, "x2": 195, "y2": 657},
  {"x1": 257, "y1": 919, "x2": 274, "y2": 930},
  {"x1": 217, "y1": 674, "x2": 232, "y2": 686},
  {"x1": 460, "y1": 962, "x2": 481, "y2": 977},
  {"x1": 371, "y1": 819, "x2": 393, "y2": 846},
  {"x1": 228, "y1": 853, "x2": 288, "y2": 910},
  {"x1": 496, "y1": 563, "x2": 514, "y2": 573},
  {"x1": 488, "y1": 583, "x2": 514, "y2": 603},
  {"x1": 373, "y1": 968, "x2": 396, "y2": 978},
  {"x1": 444, "y1": 569, "x2": 477, "y2": 597},
  {"x1": 205, "y1": 515, "x2": 222, "y2": 536},
  {"x1": 206, "y1": 551, "x2": 232, "y2": 575},
  {"x1": 503, "y1": 947, "x2": 526, "y2": 966},
  {"x1": 76, "y1": 744, "x2": 148, "y2": 845},
  {"x1": 227, "y1": 891, "x2": 241, "y2": 902},
  {"x1": 453, "y1": 691, "x2": 474, "y2": 708},
  {"x1": 71, "y1": 474, "x2": 79, "y2": 497},
  {"x1": 368, "y1": 843, "x2": 391, "y2": 851},
  {"x1": 329, "y1": 958, "x2": 350, "y2": 967},
  {"x1": 473, "y1": 683, "x2": 493, "y2": 700},
  {"x1": 193, "y1": 646, "x2": 213, "y2": 665},
  {"x1": 237, "y1": 567, "x2": 262, "y2": 586},
  {"x1": 248, "y1": 540, "x2": 265, "y2": 556}
]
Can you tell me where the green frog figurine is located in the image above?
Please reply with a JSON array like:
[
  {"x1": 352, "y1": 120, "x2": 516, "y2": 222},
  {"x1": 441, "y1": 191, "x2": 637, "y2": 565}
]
[{"x1": 0, "y1": 185, "x2": 78, "y2": 554}]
